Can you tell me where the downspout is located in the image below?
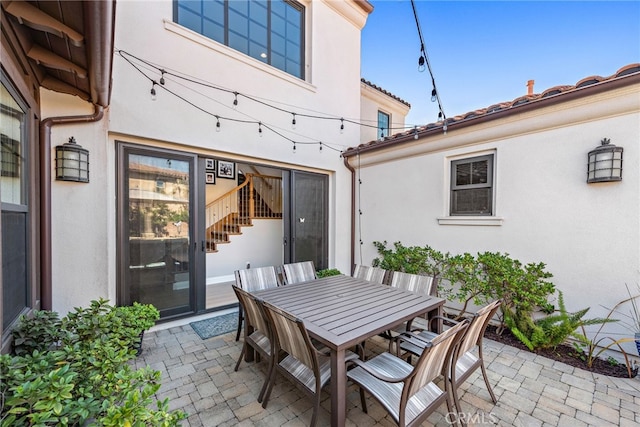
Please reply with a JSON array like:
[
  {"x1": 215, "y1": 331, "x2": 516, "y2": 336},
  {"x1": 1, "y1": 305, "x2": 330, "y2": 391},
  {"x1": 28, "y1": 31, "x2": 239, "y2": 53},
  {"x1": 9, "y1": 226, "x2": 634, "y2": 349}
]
[
  {"x1": 342, "y1": 154, "x2": 357, "y2": 273},
  {"x1": 39, "y1": 105, "x2": 104, "y2": 310}
]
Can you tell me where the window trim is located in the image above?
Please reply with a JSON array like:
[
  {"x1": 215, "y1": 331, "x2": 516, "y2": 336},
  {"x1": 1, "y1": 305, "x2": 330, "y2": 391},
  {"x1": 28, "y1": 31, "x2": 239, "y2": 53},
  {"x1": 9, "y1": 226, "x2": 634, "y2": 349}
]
[{"x1": 438, "y1": 151, "x2": 503, "y2": 226}]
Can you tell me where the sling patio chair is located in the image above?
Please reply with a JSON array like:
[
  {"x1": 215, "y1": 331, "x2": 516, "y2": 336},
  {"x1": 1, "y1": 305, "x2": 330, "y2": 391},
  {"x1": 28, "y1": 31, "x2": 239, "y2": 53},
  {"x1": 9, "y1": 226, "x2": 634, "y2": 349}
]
[
  {"x1": 346, "y1": 318, "x2": 469, "y2": 427},
  {"x1": 260, "y1": 301, "x2": 363, "y2": 427},
  {"x1": 281, "y1": 260, "x2": 317, "y2": 285},
  {"x1": 396, "y1": 300, "x2": 502, "y2": 421},
  {"x1": 232, "y1": 285, "x2": 273, "y2": 403},
  {"x1": 234, "y1": 266, "x2": 281, "y2": 341},
  {"x1": 352, "y1": 264, "x2": 388, "y2": 284},
  {"x1": 381, "y1": 271, "x2": 439, "y2": 339}
]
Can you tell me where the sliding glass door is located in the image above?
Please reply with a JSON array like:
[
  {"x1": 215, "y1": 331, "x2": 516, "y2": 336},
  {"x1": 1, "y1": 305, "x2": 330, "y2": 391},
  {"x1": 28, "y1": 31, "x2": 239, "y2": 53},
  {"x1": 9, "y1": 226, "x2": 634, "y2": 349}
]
[{"x1": 118, "y1": 144, "x2": 199, "y2": 318}]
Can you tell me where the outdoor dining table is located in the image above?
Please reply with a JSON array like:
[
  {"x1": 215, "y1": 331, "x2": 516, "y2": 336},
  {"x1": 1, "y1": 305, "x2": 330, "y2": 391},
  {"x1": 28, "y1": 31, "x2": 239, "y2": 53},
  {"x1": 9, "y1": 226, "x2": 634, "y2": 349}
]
[{"x1": 250, "y1": 274, "x2": 445, "y2": 427}]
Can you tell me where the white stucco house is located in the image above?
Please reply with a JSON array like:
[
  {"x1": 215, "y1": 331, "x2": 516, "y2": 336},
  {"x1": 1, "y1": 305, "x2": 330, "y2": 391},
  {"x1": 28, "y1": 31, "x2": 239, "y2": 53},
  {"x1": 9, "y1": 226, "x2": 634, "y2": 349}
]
[
  {"x1": 1, "y1": 0, "x2": 387, "y2": 347},
  {"x1": 343, "y1": 63, "x2": 640, "y2": 351}
]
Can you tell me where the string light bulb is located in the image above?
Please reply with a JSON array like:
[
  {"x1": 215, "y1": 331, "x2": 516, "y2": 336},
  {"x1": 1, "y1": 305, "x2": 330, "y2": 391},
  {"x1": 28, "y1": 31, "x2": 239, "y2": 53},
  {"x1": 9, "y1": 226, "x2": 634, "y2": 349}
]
[
  {"x1": 431, "y1": 88, "x2": 437, "y2": 102},
  {"x1": 319, "y1": 142, "x2": 323, "y2": 152},
  {"x1": 159, "y1": 69, "x2": 166, "y2": 85},
  {"x1": 150, "y1": 82, "x2": 157, "y2": 101},
  {"x1": 215, "y1": 116, "x2": 221, "y2": 132},
  {"x1": 292, "y1": 142, "x2": 296, "y2": 153},
  {"x1": 379, "y1": 127, "x2": 384, "y2": 141},
  {"x1": 258, "y1": 122, "x2": 263, "y2": 137},
  {"x1": 233, "y1": 92, "x2": 238, "y2": 108},
  {"x1": 291, "y1": 113, "x2": 296, "y2": 130},
  {"x1": 340, "y1": 118, "x2": 344, "y2": 134},
  {"x1": 443, "y1": 122, "x2": 448, "y2": 134},
  {"x1": 418, "y1": 55, "x2": 426, "y2": 72},
  {"x1": 413, "y1": 126, "x2": 419, "y2": 140}
]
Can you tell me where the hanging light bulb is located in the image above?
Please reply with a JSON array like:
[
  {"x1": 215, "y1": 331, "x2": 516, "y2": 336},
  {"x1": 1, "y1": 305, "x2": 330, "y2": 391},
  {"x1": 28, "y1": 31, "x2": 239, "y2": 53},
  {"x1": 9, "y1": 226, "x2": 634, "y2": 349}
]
[
  {"x1": 413, "y1": 126, "x2": 419, "y2": 140},
  {"x1": 438, "y1": 111, "x2": 443, "y2": 121},
  {"x1": 431, "y1": 88, "x2": 437, "y2": 102},
  {"x1": 292, "y1": 142, "x2": 297, "y2": 153},
  {"x1": 291, "y1": 113, "x2": 296, "y2": 130},
  {"x1": 319, "y1": 142, "x2": 323, "y2": 152},
  {"x1": 159, "y1": 70, "x2": 166, "y2": 85},
  {"x1": 215, "y1": 116, "x2": 221, "y2": 132},
  {"x1": 233, "y1": 92, "x2": 238, "y2": 108},
  {"x1": 340, "y1": 118, "x2": 344, "y2": 134},
  {"x1": 443, "y1": 122, "x2": 448, "y2": 133},
  {"x1": 418, "y1": 55, "x2": 426, "y2": 72},
  {"x1": 379, "y1": 127, "x2": 384, "y2": 140},
  {"x1": 258, "y1": 122, "x2": 263, "y2": 137},
  {"x1": 150, "y1": 82, "x2": 157, "y2": 101}
]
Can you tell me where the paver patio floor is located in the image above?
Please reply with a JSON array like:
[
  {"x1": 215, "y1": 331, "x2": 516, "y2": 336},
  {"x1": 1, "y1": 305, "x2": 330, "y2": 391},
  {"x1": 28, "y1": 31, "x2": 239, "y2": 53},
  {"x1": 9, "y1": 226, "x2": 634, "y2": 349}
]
[{"x1": 137, "y1": 311, "x2": 640, "y2": 426}]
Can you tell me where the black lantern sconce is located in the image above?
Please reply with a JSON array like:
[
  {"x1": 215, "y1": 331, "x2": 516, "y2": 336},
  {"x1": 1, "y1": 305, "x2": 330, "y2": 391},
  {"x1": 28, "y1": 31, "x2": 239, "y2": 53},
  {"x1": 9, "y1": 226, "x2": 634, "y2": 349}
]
[
  {"x1": 55, "y1": 137, "x2": 89, "y2": 183},
  {"x1": 587, "y1": 138, "x2": 623, "y2": 183}
]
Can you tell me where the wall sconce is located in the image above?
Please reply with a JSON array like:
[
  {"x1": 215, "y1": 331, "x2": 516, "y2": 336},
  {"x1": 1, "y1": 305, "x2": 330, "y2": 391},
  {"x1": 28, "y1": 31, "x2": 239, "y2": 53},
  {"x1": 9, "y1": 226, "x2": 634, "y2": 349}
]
[
  {"x1": 55, "y1": 137, "x2": 89, "y2": 182},
  {"x1": 587, "y1": 138, "x2": 623, "y2": 183}
]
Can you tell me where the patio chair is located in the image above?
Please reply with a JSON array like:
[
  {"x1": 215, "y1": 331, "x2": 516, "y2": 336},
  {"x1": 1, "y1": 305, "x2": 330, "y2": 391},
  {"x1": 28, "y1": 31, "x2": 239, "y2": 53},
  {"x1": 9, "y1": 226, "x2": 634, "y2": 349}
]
[
  {"x1": 232, "y1": 285, "x2": 273, "y2": 403},
  {"x1": 234, "y1": 266, "x2": 281, "y2": 341},
  {"x1": 346, "y1": 318, "x2": 469, "y2": 427},
  {"x1": 396, "y1": 300, "x2": 502, "y2": 419},
  {"x1": 381, "y1": 271, "x2": 438, "y2": 338},
  {"x1": 260, "y1": 301, "x2": 362, "y2": 427},
  {"x1": 352, "y1": 264, "x2": 388, "y2": 284},
  {"x1": 281, "y1": 260, "x2": 317, "y2": 285}
]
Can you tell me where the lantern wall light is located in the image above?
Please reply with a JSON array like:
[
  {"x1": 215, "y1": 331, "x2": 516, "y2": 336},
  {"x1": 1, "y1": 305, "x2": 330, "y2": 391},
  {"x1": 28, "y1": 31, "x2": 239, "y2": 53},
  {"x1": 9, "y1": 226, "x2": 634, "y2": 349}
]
[
  {"x1": 587, "y1": 138, "x2": 623, "y2": 183},
  {"x1": 55, "y1": 137, "x2": 89, "y2": 183}
]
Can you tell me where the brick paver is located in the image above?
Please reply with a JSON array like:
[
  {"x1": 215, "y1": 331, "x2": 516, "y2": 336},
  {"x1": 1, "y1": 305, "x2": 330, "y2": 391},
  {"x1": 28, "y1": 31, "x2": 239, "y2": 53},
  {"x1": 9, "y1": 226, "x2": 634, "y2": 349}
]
[{"x1": 141, "y1": 313, "x2": 640, "y2": 426}]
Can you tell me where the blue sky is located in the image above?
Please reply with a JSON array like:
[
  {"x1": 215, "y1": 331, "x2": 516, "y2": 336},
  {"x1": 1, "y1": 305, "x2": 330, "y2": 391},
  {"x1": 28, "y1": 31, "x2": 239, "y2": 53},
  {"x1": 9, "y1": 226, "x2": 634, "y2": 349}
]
[{"x1": 361, "y1": 1, "x2": 640, "y2": 127}]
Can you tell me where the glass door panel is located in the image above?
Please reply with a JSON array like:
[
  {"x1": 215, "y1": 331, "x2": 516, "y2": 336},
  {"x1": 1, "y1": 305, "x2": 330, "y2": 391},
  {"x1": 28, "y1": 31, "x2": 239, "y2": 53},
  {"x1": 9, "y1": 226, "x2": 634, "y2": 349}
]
[{"x1": 123, "y1": 149, "x2": 194, "y2": 318}]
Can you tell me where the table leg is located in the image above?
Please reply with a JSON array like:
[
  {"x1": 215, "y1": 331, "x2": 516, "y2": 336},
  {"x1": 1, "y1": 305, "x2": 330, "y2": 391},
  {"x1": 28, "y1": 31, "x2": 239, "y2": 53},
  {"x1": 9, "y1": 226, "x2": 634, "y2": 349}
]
[{"x1": 330, "y1": 348, "x2": 347, "y2": 427}]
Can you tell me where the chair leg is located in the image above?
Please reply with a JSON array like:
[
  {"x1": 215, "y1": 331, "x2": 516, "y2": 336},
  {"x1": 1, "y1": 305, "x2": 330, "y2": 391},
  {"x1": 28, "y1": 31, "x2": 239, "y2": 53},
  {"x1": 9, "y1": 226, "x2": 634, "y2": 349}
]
[
  {"x1": 235, "y1": 309, "x2": 243, "y2": 341},
  {"x1": 261, "y1": 364, "x2": 278, "y2": 408},
  {"x1": 359, "y1": 387, "x2": 367, "y2": 414},
  {"x1": 310, "y1": 394, "x2": 320, "y2": 427},
  {"x1": 234, "y1": 344, "x2": 246, "y2": 371},
  {"x1": 480, "y1": 361, "x2": 497, "y2": 403},
  {"x1": 258, "y1": 354, "x2": 275, "y2": 403}
]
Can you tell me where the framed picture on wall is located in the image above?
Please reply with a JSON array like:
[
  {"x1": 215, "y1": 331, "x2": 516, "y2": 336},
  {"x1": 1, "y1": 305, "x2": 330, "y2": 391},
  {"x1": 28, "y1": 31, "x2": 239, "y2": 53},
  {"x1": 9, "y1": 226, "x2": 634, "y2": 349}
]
[
  {"x1": 205, "y1": 172, "x2": 216, "y2": 184},
  {"x1": 205, "y1": 158, "x2": 215, "y2": 170},
  {"x1": 217, "y1": 160, "x2": 235, "y2": 179}
]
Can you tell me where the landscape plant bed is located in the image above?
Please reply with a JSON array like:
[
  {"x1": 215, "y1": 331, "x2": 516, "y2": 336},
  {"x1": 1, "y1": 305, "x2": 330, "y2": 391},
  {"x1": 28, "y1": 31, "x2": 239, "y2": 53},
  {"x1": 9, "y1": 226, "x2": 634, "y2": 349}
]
[{"x1": 484, "y1": 325, "x2": 638, "y2": 378}]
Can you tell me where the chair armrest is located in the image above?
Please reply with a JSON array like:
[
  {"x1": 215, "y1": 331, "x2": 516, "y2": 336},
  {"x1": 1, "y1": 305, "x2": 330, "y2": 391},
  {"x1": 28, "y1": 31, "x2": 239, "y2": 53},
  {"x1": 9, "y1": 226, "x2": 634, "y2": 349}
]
[{"x1": 346, "y1": 357, "x2": 409, "y2": 383}]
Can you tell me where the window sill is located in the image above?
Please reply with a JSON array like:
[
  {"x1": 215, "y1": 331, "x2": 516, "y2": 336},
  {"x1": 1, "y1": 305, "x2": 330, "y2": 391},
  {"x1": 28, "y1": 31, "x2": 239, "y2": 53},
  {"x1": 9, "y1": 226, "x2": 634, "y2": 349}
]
[
  {"x1": 163, "y1": 20, "x2": 315, "y2": 92},
  {"x1": 437, "y1": 216, "x2": 504, "y2": 226}
]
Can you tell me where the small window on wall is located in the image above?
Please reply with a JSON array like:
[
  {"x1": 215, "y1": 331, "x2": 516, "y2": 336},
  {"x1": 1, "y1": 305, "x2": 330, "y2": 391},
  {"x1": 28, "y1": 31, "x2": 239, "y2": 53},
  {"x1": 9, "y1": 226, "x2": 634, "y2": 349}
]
[
  {"x1": 450, "y1": 154, "x2": 494, "y2": 215},
  {"x1": 378, "y1": 110, "x2": 390, "y2": 139}
]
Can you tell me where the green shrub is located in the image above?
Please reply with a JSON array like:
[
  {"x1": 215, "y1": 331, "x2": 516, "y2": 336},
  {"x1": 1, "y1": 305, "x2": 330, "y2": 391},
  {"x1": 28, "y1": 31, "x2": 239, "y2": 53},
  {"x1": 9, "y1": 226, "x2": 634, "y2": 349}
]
[
  {"x1": 317, "y1": 268, "x2": 342, "y2": 278},
  {"x1": 1, "y1": 299, "x2": 185, "y2": 426},
  {"x1": 372, "y1": 241, "x2": 449, "y2": 280}
]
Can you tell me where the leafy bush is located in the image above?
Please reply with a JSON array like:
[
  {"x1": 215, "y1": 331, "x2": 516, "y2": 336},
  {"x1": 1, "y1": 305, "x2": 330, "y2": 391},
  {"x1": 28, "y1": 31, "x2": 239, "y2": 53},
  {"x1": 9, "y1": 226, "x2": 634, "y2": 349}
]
[
  {"x1": 372, "y1": 241, "x2": 449, "y2": 280},
  {"x1": 316, "y1": 268, "x2": 342, "y2": 278},
  {"x1": 505, "y1": 290, "x2": 615, "y2": 351},
  {"x1": 1, "y1": 299, "x2": 185, "y2": 426}
]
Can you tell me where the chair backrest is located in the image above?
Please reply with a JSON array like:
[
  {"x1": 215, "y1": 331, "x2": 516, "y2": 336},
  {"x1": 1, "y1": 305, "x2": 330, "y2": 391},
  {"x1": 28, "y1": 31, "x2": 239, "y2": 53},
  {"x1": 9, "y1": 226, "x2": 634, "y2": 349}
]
[
  {"x1": 352, "y1": 264, "x2": 387, "y2": 284},
  {"x1": 282, "y1": 261, "x2": 317, "y2": 285},
  {"x1": 457, "y1": 299, "x2": 502, "y2": 355},
  {"x1": 261, "y1": 301, "x2": 317, "y2": 370},
  {"x1": 389, "y1": 271, "x2": 437, "y2": 296},
  {"x1": 235, "y1": 266, "x2": 280, "y2": 292},
  {"x1": 407, "y1": 318, "x2": 469, "y2": 398},
  {"x1": 232, "y1": 285, "x2": 270, "y2": 336}
]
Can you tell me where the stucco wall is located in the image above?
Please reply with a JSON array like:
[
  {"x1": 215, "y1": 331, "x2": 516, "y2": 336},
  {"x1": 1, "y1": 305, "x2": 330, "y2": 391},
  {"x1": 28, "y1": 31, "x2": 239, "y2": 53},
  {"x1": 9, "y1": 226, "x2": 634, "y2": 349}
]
[
  {"x1": 351, "y1": 84, "x2": 640, "y2": 351},
  {"x1": 44, "y1": 0, "x2": 368, "y2": 315}
]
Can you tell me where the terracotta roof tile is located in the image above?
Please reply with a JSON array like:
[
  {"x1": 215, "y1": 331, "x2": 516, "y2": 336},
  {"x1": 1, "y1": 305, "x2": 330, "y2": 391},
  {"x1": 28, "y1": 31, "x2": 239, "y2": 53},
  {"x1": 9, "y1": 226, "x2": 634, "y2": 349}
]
[
  {"x1": 346, "y1": 63, "x2": 640, "y2": 155},
  {"x1": 361, "y1": 78, "x2": 411, "y2": 107}
]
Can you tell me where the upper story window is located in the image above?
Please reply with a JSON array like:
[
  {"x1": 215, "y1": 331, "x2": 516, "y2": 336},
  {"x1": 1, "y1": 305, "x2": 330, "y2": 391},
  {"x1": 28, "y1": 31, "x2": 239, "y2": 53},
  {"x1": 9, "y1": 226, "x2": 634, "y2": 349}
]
[
  {"x1": 450, "y1": 154, "x2": 494, "y2": 216},
  {"x1": 175, "y1": 0, "x2": 304, "y2": 79},
  {"x1": 378, "y1": 110, "x2": 389, "y2": 139}
]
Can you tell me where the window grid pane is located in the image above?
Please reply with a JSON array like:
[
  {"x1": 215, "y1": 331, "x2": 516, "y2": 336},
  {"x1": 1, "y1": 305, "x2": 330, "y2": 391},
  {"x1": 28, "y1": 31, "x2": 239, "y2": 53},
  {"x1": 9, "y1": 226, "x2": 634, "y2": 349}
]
[
  {"x1": 450, "y1": 154, "x2": 494, "y2": 216},
  {"x1": 176, "y1": 0, "x2": 303, "y2": 79}
]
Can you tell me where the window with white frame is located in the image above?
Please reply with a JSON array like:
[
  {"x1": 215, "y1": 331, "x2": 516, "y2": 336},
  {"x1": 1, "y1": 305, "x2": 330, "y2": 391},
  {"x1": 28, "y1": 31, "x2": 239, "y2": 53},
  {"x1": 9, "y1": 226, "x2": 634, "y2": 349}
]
[
  {"x1": 450, "y1": 154, "x2": 494, "y2": 216},
  {"x1": 175, "y1": 0, "x2": 304, "y2": 79},
  {"x1": 378, "y1": 110, "x2": 389, "y2": 139}
]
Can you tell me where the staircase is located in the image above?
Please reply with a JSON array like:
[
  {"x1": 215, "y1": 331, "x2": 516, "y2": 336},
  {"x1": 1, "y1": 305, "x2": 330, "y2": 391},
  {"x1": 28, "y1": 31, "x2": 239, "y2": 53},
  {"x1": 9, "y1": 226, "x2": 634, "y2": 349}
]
[{"x1": 206, "y1": 173, "x2": 282, "y2": 252}]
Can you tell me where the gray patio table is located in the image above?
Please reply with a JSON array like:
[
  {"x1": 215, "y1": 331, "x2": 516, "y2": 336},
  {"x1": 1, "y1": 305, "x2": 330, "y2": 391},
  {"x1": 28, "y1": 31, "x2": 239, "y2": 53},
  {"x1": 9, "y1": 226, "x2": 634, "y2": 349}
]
[{"x1": 251, "y1": 274, "x2": 445, "y2": 427}]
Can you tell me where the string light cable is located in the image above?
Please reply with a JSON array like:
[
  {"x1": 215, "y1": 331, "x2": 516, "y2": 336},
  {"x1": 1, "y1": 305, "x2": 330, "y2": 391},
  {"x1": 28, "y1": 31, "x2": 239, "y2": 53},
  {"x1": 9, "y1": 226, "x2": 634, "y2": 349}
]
[
  {"x1": 410, "y1": 0, "x2": 447, "y2": 130},
  {"x1": 116, "y1": 49, "x2": 419, "y2": 136}
]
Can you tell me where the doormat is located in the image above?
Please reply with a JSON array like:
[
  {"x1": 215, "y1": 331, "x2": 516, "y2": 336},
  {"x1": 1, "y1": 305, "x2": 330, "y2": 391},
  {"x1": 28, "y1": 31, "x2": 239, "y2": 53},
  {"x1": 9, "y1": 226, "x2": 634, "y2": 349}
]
[{"x1": 190, "y1": 312, "x2": 238, "y2": 340}]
